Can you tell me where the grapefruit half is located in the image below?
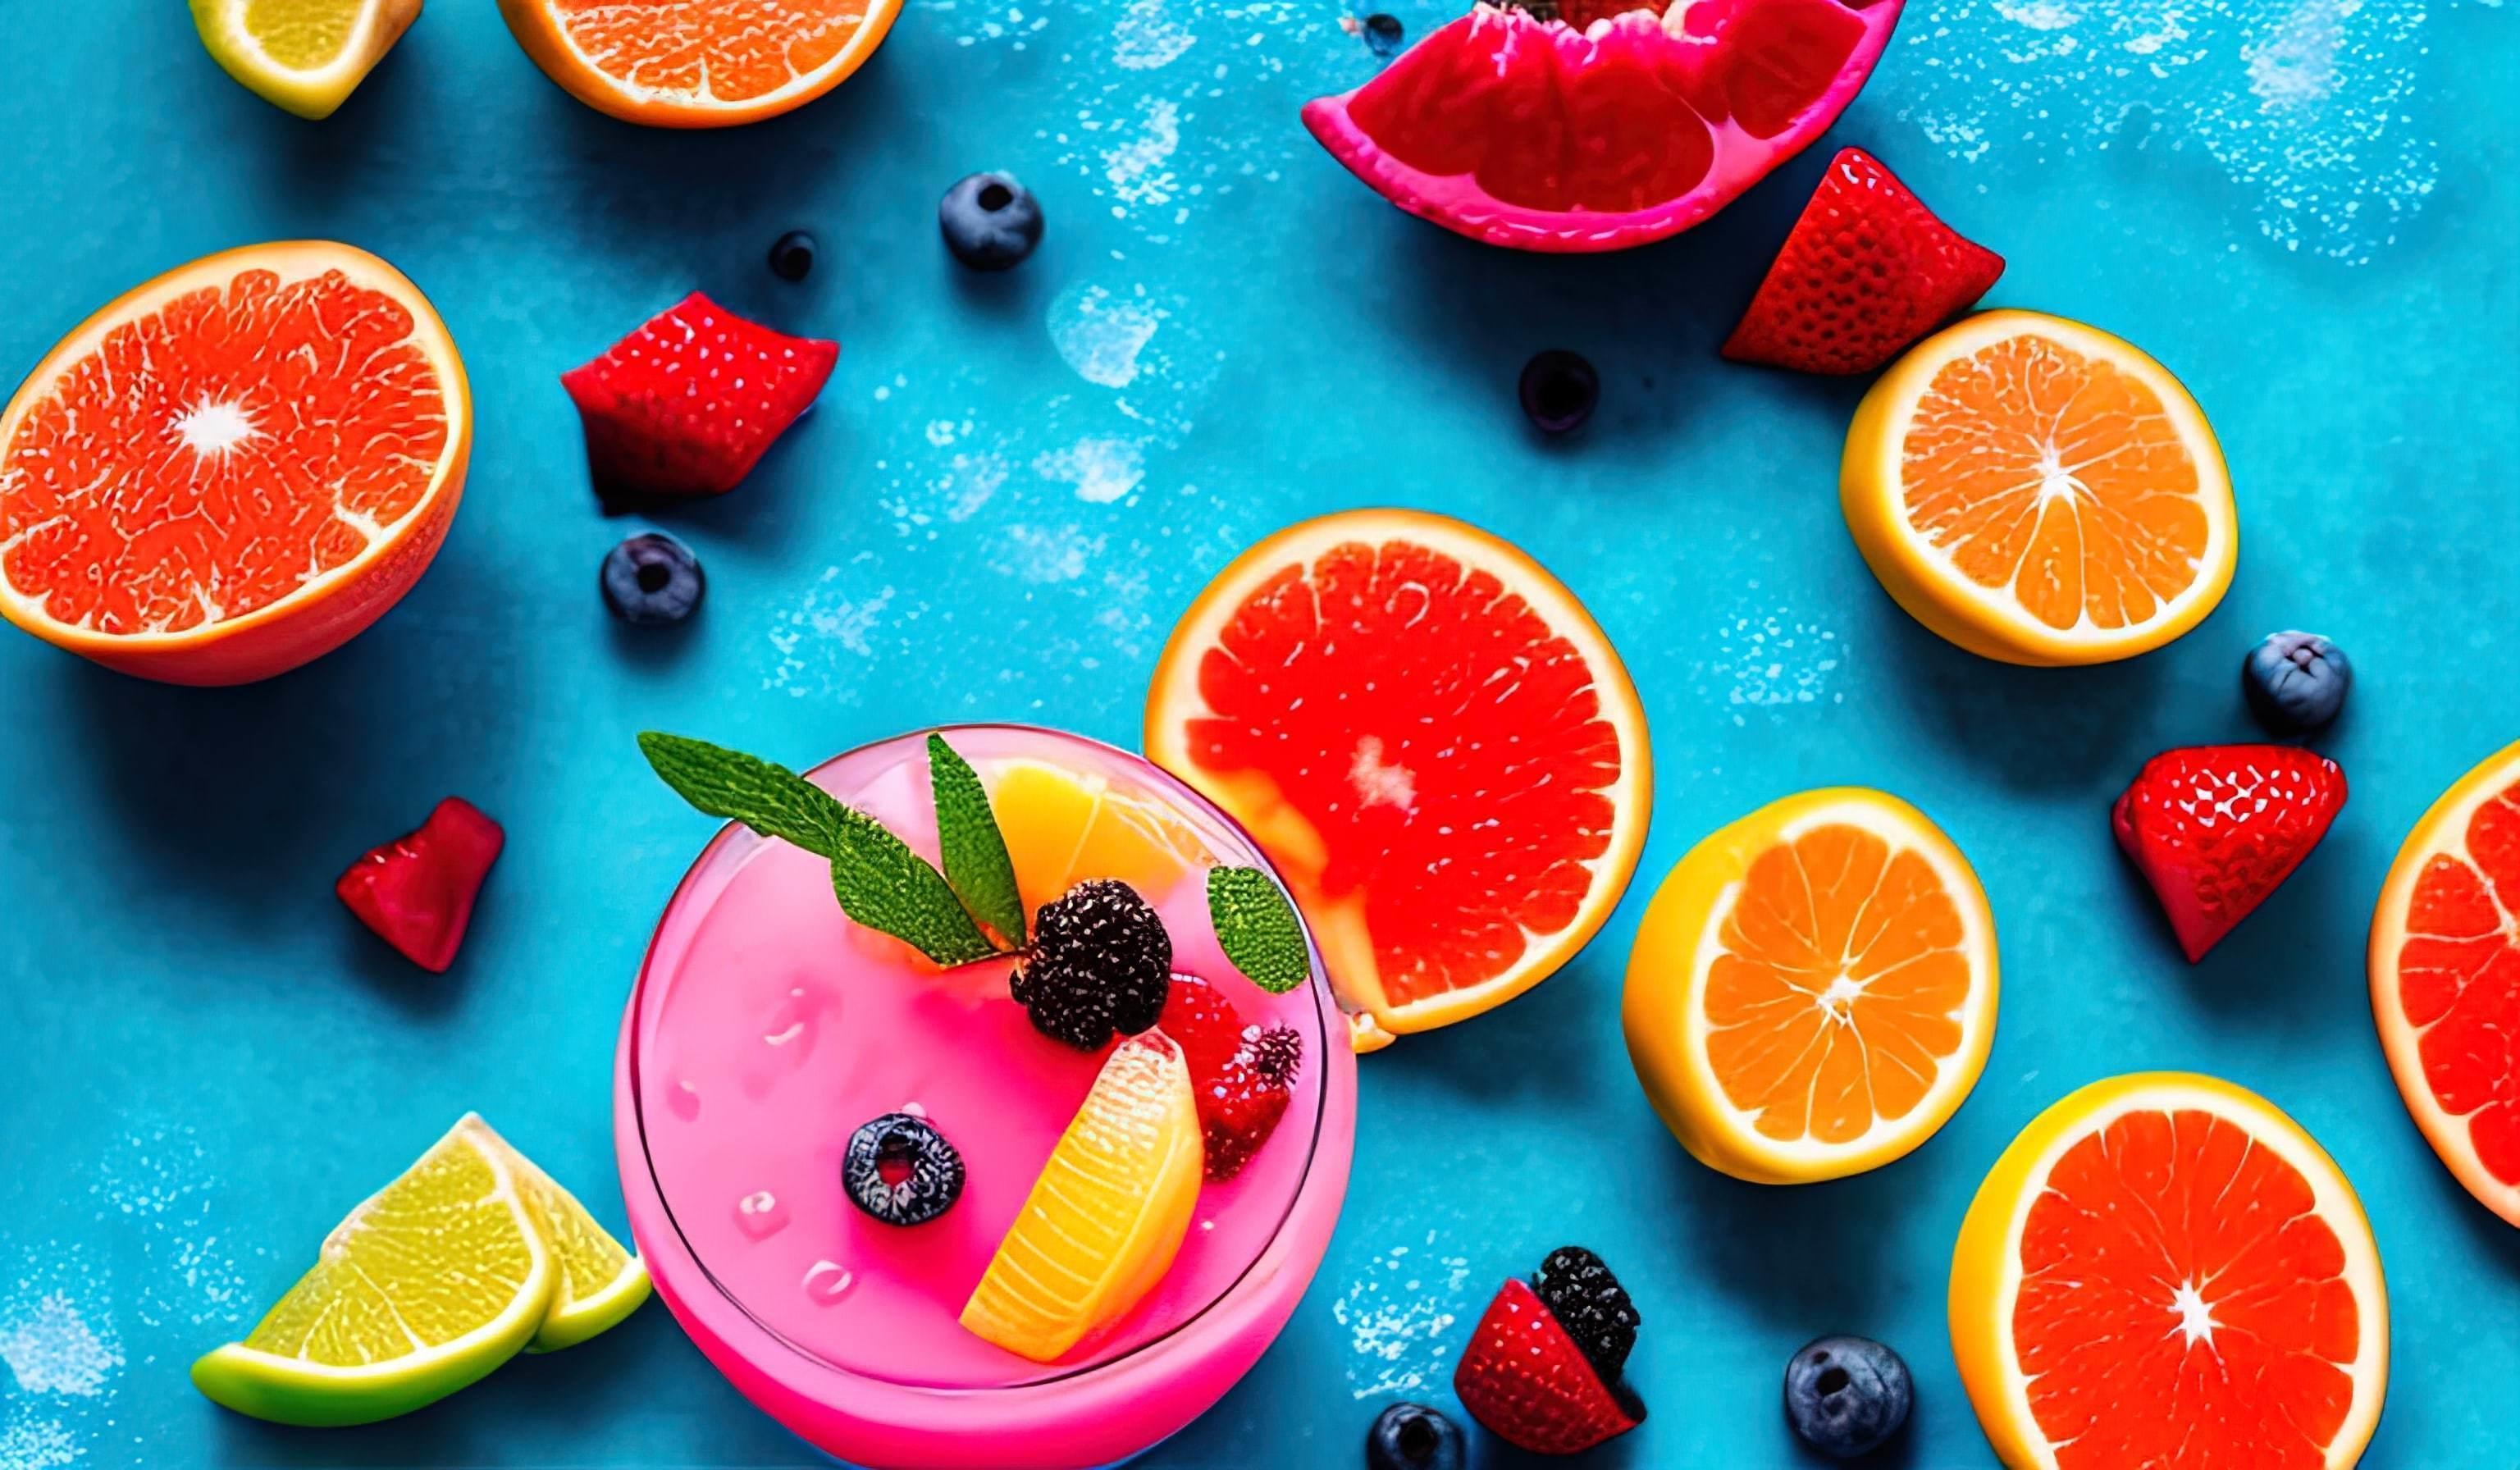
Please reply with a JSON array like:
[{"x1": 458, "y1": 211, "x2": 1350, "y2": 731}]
[
  {"x1": 2370, "y1": 738, "x2": 2520, "y2": 1226},
  {"x1": 1302, "y1": 0, "x2": 1906, "y2": 253},
  {"x1": 1951, "y1": 1073, "x2": 2387, "y2": 1470},
  {"x1": 1144, "y1": 509, "x2": 1650, "y2": 1048},
  {"x1": 0, "y1": 242, "x2": 470, "y2": 686}
]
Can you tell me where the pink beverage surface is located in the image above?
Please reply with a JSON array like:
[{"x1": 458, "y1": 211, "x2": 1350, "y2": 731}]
[{"x1": 632, "y1": 727, "x2": 1331, "y2": 1390}]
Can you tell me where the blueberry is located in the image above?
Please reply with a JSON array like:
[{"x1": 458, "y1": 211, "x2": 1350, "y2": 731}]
[
  {"x1": 2244, "y1": 631, "x2": 2351, "y2": 734},
  {"x1": 600, "y1": 532, "x2": 705, "y2": 627},
  {"x1": 841, "y1": 1114, "x2": 965, "y2": 1226},
  {"x1": 1365, "y1": 1403, "x2": 1464, "y2": 1470},
  {"x1": 940, "y1": 172, "x2": 1043, "y2": 272},
  {"x1": 1784, "y1": 1335, "x2": 1911, "y2": 1459},
  {"x1": 768, "y1": 230, "x2": 817, "y2": 282},
  {"x1": 1519, "y1": 349, "x2": 1598, "y2": 434},
  {"x1": 1363, "y1": 12, "x2": 1405, "y2": 56}
]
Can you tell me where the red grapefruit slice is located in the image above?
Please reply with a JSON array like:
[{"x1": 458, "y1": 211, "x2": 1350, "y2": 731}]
[
  {"x1": 1144, "y1": 509, "x2": 1650, "y2": 1049},
  {"x1": 0, "y1": 241, "x2": 469, "y2": 685},
  {"x1": 2371, "y1": 738, "x2": 2520, "y2": 1226},
  {"x1": 1951, "y1": 1072, "x2": 2388, "y2": 1470},
  {"x1": 1302, "y1": 0, "x2": 1906, "y2": 253}
]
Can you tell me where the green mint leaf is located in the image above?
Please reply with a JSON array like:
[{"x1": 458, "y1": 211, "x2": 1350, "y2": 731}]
[
  {"x1": 639, "y1": 731, "x2": 998, "y2": 968},
  {"x1": 926, "y1": 733, "x2": 1025, "y2": 944},
  {"x1": 1208, "y1": 866, "x2": 1309, "y2": 994}
]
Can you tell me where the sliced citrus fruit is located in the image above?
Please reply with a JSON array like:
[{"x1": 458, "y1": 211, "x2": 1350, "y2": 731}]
[
  {"x1": 190, "y1": 1115, "x2": 553, "y2": 1427},
  {"x1": 988, "y1": 760, "x2": 1212, "y2": 918},
  {"x1": 1951, "y1": 1072, "x2": 2387, "y2": 1470},
  {"x1": 1144, "y1": 509, "x2": 1650, "y2": 1045},
  {"x1": 2370, "y1": 738, "x2": 2520, "y2": 1227},
  {"x1": 496, "y1": 0, "x2": 902, "y2": 129},
  {"x1": 189, "y1": 0, "x2": 422, "y2": 119},
  {"x1": 459, "y1": 1117, "x2": 651, "y2": 1352},
  {"x1": 1301, "y1": 0, "x2": 1905, "y2": 253},
  {"x1": 0, "y1": 241, "x2": 470, "y2": 686},
  {"x1": 961, "y1": 1031, "x2": 1203, "y2": 1363},
  {"x1": 1842, "y1": 309, "x2": 2237, "y2": 666},
  {"x1": 1622, "y1": 788, "x2": 1997, "y2": 1183}
]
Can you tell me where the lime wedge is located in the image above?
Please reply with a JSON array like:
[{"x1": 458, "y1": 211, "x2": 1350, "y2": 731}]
[
  {"x1": 188, "y1": 0, "x2": 422, "y2": 120},
  {"x1": 191, "y1": 1116, "x2": 552, "y2": 1427},
  {"x1": 459, "y1": 1117, "x2": 651, "y2": 1353}
]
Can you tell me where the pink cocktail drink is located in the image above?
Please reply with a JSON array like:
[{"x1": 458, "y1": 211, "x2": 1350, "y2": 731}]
[{"x1": 617, "y1": 725, "x2": 1357, "y2": 1468}]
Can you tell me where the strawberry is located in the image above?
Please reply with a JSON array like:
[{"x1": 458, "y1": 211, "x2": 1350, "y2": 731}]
[
  {"x1": 1723, "y1": 147, "x2": 2004, "y2": 376},
  {"x1": 561, "y1": 291, "x2": 837, "y2": 502},
  {"x1": 1454, "y1": 1276, "x2": 1646, "y2": 1455},
  {"x1": 1157, "y1": 974, "x2": 1301, "y2": 1180},
  {"x1": 2112, "y1": 745, "x2": 2347, "y2": 962},
  {"x1": 336, "y1": 798, "x2": 504, "y2": 972}
]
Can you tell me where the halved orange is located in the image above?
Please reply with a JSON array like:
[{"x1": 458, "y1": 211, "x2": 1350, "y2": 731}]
[
  {"x1": 497, "y1": 0, "x2": 902, "y2": 128},
  {"x1": 0, "y1": 242, "x2": 469, "y2": 686},
  {"x1": 2370, "y1": 738, "x2": 2520, "y2": 1226},
  {"x1": 1842, "y1": 310, "x2": 2238, "y2": 666},
  {"x1": 1144, "y1": 509, "x2": 1650, "y2": 1049},
  {"x1": 1623, "y1": 788, "x2": 1997, "y2": 1183},
  {"x1": 961, "y1": 1031, "x2": 1203, "y2": 1363},
  {"x1": 1952, "y1": 1073, "x2": 2387, "y2": 1470}
]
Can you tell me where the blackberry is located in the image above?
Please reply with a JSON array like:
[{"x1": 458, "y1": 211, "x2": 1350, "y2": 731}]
[
  {"x1": 1535, "y1": 1245, "x2": 1640, "y2": 1377},
  {"x1": 841, "y1": 1113, "x2": 964, "y2": 1226},
  {"x1": 1010, "y1": 879, "x2": 1172, "y2": 1049}
]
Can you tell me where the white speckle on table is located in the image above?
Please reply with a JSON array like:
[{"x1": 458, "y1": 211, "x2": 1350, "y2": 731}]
[
  {"x1": 1033, "y1": 437, "x2": 1146, "y2": 504},
  {"x1": 1333, "y1": 1236, "x2": 1472, "y2": 1400},
  {"x1": 0, "y1": 1412, "x2": 82, "y2": 1470},
  {"x1": 1048, "y1": 284, "x2": 1166, "y2": 389},
  {"x1": 766, "y1": 572, "x2": 907, "y2": 698},
  {"x1": 1102, "y1": 97, "x2": 1182, "y2": 212},
  {"x1": 993, "y1": 525, "x2": 1106, "y2": 584},
  {"x1": 90, "y1": 1122, "x2": 249, "y2": 1331},
  {"x1": 0, "y1": 1296, "x2": 118, "y2": 1398},
  {"x1": 1113, "y1": 0, "x2": 1198, "y2": 69},
  {"x1": 1699, "y1": 605, "x2": 1843, "y2": 724}
]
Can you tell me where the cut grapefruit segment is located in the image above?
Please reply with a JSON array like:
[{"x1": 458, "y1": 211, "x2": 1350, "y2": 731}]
[
  {"x1": 1623, "y1": 788, "x2": 1997, "y2": 1183},
  {"x1": 1951, "y1": 1073, "x2": 2387, "y2": 1470},
  {"x1": 1842, "y1": 309, "x2": 2236, "y2": 666},
  {"x1": 2370, "y1": 738, "x2": 2520, "y2": 1226},
  {"x1": 1145, "y1": 509, "x2": 1650, "y2": 1045},
  {"x1": 1301, "y1": 0, "x2": 1905, "y2": 253},
  {"x1": 497, "y1": 0, "x2": 902, "y2": 128},
  {"x1": 960, "y1": 1031, "x2": 1203, "y2": 1363},
  {"x1": 0, "y1": 241, "x2": 469, "y2": 686}
]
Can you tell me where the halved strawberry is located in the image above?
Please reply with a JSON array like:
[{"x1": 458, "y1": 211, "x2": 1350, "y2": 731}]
[
  {"x1": 562, "y1": 291, "x2": 837, "y2": 503},
  {"x1": 1454, "y1": 1276, "x2": 1645, "y2": 1455},
  {"x1": 1723, "y1": 147, "x2": 2003, "y2": 376},
  {"x1": 336, "y1": 798, "x2": 505, "y2": 972},
  {"x1": 2113, "y1": 745, "x2": 2347, "y2": 961},
  {"x1": 1157, "y1": 973, "x2": 1301, "y2": 1180}
]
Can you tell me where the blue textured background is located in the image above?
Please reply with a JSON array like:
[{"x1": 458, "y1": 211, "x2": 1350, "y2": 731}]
[{"x1": 2, "y1": 2, "x2": 2515, "y2": 1466}]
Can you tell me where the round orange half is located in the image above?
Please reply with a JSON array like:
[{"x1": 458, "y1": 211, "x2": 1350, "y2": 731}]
[
  {"x1": 1952, "y1": 1072, "x2": 2387, "y2": 1470},
  {"x1": 0, "y1": 241, "x2": 469, "y2": 687},
  {"x1": 498, "y1": 0, "x2": 902, "y2": 128},
  {"x1": 2370, "y1": 737, "x2": 2520, "y2": 1226},
  {"x1": 1144, "y1": 509, "x2": 1650, "y2": 1051}
]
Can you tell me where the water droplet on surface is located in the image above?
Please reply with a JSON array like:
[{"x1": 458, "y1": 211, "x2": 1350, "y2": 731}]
[
  {"x1": 668, "y1": 1081, "x2": 701, "y2": 1121},
  {"x1": 901, "y1": 1100, "x2": 928, "y2": 1118},
  {"x1": 802, "y1": 1260, "x2": 856, "y2": 1305},
  {"x1": 735, "y1": 1191, "x2": 788, "y2": 1239}
]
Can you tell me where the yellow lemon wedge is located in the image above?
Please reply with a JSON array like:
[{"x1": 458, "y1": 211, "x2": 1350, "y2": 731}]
[
  {"x1": 961, "y1": 1032, "x2": 1203, "y2": 1363},
  {"x1": 1623, "y1": 788, "x2": 1997, "y2": 1184},
  {"x1": 190, "y1": 1115, "x2": 551, "y2": 1427},
  {"x1": 189, "y1": 0, "x2": 422, "y2": 120},
  {"x1": 459, "y1": 1117, "x2": 651, "y2": 1353}
]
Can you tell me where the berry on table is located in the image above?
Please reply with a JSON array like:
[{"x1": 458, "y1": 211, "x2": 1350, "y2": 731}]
[
  {"x1": 1011, "y1": 879, "x2": 1172, "y2": 1048},
  {"x1": 841, "y1": 1113, "x2": 966, "y2": 1226},
  {"x1": 2244, "y1": 630, "x2": 2352, "y2": 734},
  {"x1": 336, "y1": 798, "x2": 505, "y2": 973},
  {"x1": 600, "y1": 532, "x2": 705, "y2": 626},
  {"x1": 940, "y1": 172, "x2": 1043, "y2": 271},
  {"x1": 1783, "y1": 1334, "x2": 1912, "y2": 1459},
  {"x1": 1518, "y1": 350, "x2": 1598, "y2": 434},
  {"x1": 2113, "y1": 744, "x2": 2347, "y2": 961},
  {"x1": 1362, "y1": 13, "x2": 1404, "y2": 57},
  {"x1": 1453, "y1": 1248, "x2": 1646, "y2": 1454},
  {"x1": 562, "y1": 291, "x2": 837, "y2": 502},
  {"x1": 1365, "y1": 1402, "x2": 1463, "y2": 1470},
  {"x1": 1534, "y1": 1245, "x2": 1640, "y2": 1377},
  {"x1": 768, "y1": 230, "x2": 818, "y2": 282}
]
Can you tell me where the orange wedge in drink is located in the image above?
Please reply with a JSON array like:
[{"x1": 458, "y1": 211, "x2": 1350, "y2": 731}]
[
  {"x1": 1842, "y1": 310, "x2": 2237, "y2": 666},
  {"x1": 988, "y1": 760, "x2": 1212, "y2": 919},
  {"x1": 0, "y1": 242, "x2": 468, "y2": 686},
  {"x1": 961, "y1": 1031, "x2": 1203, "y2": 1363},
  {"x1": 1951, "y1": 1073, "x2": 2387, "y2": 1468},
  {"x1": 497, "y1": 0, "x2": 902, "y2": 128},
  {"x1": 1623, "y1": 788, "x2": 1998, "y2": 1183}
]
